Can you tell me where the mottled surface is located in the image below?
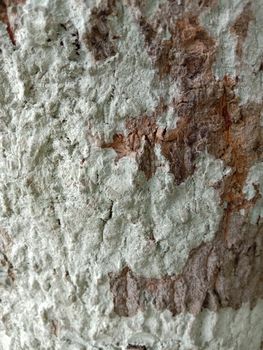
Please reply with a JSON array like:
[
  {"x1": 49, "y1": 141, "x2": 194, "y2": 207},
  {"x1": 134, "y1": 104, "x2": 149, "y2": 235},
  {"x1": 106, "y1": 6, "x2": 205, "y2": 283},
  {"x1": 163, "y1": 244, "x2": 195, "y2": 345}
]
[
  {"x1": 0, "y1": 0, "x2": 262, "y2": 349},
  {"x1": 110, "y1": 210, "x2": 263, "y2": 316}
]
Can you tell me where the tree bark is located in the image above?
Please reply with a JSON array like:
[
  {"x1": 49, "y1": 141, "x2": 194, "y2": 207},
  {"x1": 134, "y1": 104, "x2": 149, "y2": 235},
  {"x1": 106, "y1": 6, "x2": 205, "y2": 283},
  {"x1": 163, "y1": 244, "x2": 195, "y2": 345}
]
[{"x1": 0, "y1": 0, "x2": 262, "y2": 349}]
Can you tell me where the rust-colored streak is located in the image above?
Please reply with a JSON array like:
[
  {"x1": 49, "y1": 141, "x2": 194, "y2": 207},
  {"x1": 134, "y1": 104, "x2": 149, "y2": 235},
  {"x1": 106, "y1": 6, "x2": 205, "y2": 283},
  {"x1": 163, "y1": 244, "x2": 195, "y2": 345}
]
[
  {"x1": 50, "y1": 320, "x2": 60, "y2": 337},
  {"x1": 84, "y1": 0, "x2": 118, "y2": 61},
  {"x1": 0, "y1": 1, "x2": 12, "y2": 43},
  {"x1": 231, "y1": 2, "x2": 254, "y2": 59},
  {"x1": 0, "y1": 0, "x2": 25, "y2": 45},
  {"x1": 6, "y1": 22, "x2": 15, "y2": 45},
  {"x1": 102, "y1": 133, "x2": 131, "y2": 160}
]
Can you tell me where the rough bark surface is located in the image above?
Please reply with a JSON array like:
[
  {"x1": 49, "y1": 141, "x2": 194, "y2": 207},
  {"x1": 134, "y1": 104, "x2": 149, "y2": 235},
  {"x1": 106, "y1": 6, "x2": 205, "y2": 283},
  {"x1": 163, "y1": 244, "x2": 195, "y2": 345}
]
[{"x1": 0, "y1": 0, "x2": 262, "y2": 349}]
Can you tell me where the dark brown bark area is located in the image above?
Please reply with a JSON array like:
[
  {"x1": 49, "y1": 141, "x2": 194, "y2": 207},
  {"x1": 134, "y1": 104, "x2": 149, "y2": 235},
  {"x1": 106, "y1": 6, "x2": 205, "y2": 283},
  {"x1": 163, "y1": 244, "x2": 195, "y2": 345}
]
[{"x1": 84, "y1": 0, "x2": 119, "y2": 61}]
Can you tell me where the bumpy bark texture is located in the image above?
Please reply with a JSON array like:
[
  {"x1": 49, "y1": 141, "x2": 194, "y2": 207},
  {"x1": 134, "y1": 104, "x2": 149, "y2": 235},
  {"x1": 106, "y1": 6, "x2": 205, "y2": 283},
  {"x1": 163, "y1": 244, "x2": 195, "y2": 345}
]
[{"x1": 0, "y1": 0, "x2": 262, "y2": 349}]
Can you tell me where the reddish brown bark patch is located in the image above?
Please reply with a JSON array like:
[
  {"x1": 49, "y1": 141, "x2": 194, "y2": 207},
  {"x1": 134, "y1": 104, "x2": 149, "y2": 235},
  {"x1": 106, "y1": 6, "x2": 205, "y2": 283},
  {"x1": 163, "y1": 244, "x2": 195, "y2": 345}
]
[
  {"x1": 134, "y1": 1, "x2": 216, "y2": 80},
  {"x1": 102, "y1": 0, "x2": 263, "y2": 317},
  {"x1": 84, "y1": 0, "x2": 119, "y2": 61},
  {"x1": 102, "y1": 101, "x2": 167, "y2": 179},
  {"x1": 102, "y1": 4, "x2": 261, "y2": 188},
  {"x1": 101, "y1": 13, "x2": 217, "y2": 183},
  {"x1": 125, "y1": 9, "x2": 219, "y2": 183},
  {"x1": 0, "y1": 0, "x2": 14, "y2": 44},
  {"x1": 129, "y1": 0, "x2": 259, "y2": 186},
  {"x1": 108, "y1": 88, "x2": 263, "y2": 316},
  {"x1": 231, "y1": 2, "x2": 254, "y2": 59},
  {"x1": 110, "y1": 204, "x2": 263, "y2": 317},
  {"x1": 0, "y1": 0, "x2": 25, "y2": 45},
  {"x1": 102, "y1": 80, "x2": 262, "y2": 187},
  {"x1": 108, "y1": 94, "x2": 263, "y2": 315}
]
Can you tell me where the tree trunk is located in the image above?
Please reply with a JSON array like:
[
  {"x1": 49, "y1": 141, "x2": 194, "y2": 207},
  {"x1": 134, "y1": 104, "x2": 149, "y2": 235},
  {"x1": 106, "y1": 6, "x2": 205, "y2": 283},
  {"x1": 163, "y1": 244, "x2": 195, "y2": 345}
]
[{"x1": 0, "y1": 0, "x2": 262, "y2": 349}]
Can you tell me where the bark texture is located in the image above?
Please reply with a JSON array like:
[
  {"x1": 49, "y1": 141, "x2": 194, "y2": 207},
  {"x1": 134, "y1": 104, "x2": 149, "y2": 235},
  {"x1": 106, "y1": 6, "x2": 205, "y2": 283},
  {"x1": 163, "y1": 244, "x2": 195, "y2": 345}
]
[{"x1": 0, "y1": 0, "x2": 262, "y2": 349}]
